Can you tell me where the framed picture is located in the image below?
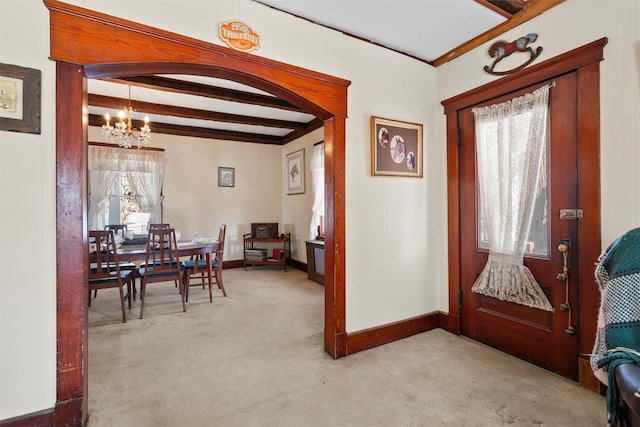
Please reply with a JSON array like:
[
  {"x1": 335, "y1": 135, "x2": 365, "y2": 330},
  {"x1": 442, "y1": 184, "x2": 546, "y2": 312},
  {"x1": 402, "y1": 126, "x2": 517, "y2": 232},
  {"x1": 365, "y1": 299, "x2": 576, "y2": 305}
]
[
  {"x1": 218, "y1": 167, "x2": 235, "y2": 187},
  {"x1": 0, "y1": 63, "x2": 41, "y2": 134},
  {"x1": 371, "y1": 116, "x2": 423, "y2": 177},
  {"x1": 286, "y1": 148, "x2": 305, "y2": 194}
]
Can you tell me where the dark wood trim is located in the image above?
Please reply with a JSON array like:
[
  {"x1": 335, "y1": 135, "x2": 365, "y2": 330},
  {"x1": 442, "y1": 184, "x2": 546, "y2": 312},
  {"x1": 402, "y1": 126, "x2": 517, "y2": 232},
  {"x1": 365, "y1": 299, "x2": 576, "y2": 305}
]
[
  {"x1": 576, "y1": 61, "x2": 603, "y2": 366},
  {"x1": 223, "y1": 259, "x2": 245, "y2": 270},
  {"x1": 55, "y1": 61, "x2": 88, "y2": 427},
  {"x1": 289, "y1": 258, "x2": 307, "y2": 273},
  {"x1": 0, "y1": 408, "x2": 54, "y2": 427},
  {"x1": 442, "y1": 38, "x2": 606, "y2": 386},
  {"x1": 442, "y1": 38, "x2": 607, "y2": 114},
  {"x1": 88, "y1": 141, "x2": 165, "y2": 152},
  {"x1": 446, "y1": 110, "x2": 461, "y2": 336},
  {"x1": 45, "y1": 0, "x2": 349, "y2": 119},
  {"x1": 346, "y1": 312, "x2": 441, "y2": 355},
  {"x1": 47, "y1": 1, "x2": 349, "y2": 424}
]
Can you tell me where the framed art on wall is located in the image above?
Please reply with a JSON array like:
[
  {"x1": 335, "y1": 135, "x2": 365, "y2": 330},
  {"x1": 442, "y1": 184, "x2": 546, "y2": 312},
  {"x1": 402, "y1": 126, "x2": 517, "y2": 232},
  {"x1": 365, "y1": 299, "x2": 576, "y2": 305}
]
[
  {"x1": 0, "y1": 63, "x2": 41, "y2": 134},
  {"x1": 371, "y1": 116, "x2": 423, "y2": 177},
  {"x1": 286, "y1": 148, "x2": 305, "y2": 194},
  {"x1": 218, "y1": 167, "x2": 235, "y2": 187}
]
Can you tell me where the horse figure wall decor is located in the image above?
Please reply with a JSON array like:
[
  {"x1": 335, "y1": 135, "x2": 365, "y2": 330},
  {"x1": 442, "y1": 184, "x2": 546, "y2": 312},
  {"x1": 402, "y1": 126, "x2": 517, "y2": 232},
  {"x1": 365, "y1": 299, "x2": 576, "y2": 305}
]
[{"x1": 483, "y1": 33, "x2": 543, "y2": 76}]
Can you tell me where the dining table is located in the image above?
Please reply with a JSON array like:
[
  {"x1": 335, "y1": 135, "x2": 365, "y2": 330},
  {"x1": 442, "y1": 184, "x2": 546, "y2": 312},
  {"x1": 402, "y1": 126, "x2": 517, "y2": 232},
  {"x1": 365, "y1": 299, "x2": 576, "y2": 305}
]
[{"x1": 118, "y1": 238, "x2": 221, "y2": 288}]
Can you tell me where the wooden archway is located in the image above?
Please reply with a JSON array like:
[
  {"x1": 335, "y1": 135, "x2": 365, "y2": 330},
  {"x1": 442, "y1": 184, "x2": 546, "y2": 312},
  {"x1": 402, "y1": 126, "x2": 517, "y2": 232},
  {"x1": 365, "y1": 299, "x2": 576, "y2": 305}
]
[{"x1": 45, "y1": 1, "x2": 349, "y2": 424}]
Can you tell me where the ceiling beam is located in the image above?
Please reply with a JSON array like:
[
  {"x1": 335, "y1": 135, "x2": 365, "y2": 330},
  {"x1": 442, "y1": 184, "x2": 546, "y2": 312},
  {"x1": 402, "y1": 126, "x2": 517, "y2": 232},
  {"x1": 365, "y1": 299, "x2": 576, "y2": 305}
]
[
  {"x1": 282, "y1": 118, "x2": 324, "y2": 144},
  {"x1": 104, "y1": 76, "x2": 305, "y2": 112},
  {"x1": 89, "y1": 94, "x2": 307, "y2": 130},
  {"x1": 433, "y1": 0, "x2": 565, "y2": 67},
  {"x1": 89, "y1": 114, "x2": 286, "y2": 144}
]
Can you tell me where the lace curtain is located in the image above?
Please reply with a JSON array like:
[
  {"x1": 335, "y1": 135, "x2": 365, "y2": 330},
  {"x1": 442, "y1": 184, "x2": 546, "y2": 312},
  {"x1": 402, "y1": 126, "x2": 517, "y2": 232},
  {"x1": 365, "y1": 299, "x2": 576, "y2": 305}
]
[
  {"x1": 309, "y1": 143, "x2": 324, "y2": 240},
  {"x1": 471, "y1": 85, "x2": 553, "y2": 312},
  {"x1": 88, "y1": 145, "x2": 166, "y2": 230}
]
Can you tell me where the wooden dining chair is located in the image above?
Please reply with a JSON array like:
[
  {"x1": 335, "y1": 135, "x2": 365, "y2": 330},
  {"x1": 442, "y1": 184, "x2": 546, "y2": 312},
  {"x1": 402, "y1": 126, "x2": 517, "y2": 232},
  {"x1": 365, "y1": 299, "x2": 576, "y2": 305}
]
[
  {"x1": 88, "y1": 230, "x2": 134, "y2": 323},
  {"x1": 183, "y1": 224, "x2": 227, "y2": 302},
  {"x1": 138, "y1": 227, "x2": 185, "y2": 319},
  {"x1": 92, "y1": 224, "x2": 137, "y2": 301}
]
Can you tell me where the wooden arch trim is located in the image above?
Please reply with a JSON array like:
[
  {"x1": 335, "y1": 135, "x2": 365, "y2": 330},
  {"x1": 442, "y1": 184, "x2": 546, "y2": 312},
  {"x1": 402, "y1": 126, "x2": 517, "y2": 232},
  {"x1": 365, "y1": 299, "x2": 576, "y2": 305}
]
[
  {"x1": 45, "y1": 0, "x2": 349, "y2": 119},
  {"x1": 45, "y1": 1, "x2": 349, "y2": 424}
]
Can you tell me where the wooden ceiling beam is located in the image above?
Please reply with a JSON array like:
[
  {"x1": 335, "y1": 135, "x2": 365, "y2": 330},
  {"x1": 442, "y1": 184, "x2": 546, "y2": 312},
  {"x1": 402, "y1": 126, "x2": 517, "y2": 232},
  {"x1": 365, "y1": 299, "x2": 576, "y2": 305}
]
[
  {"x1": 89, "y1": 93, "x2": 306, "y2": 130},
  {"x1": 282, "y1": 118, "x2": 324, "y2": 144},
  {"x1": 89, "y1": 113, "x2": 285, "y2": 144},
  {"x1": 433, "y1": 0, "x2": 564, "y2": 67},
  {"x1": 103, "y1": 75, "x2": 305, "y2": 112}
]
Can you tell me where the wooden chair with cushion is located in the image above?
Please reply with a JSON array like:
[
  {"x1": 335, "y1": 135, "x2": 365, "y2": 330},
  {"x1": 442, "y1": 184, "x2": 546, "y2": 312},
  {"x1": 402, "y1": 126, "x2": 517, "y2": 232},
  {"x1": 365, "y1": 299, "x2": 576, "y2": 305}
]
[
  {"x1": 138, "y1": 227, "x2": 185, "y2": 319},
  {"x1": 88, "y1": 230, "x2": 134, "y2": 323},
  {"x1": 183, "y1": 224, "x2": 227, "y2": 302},
  {"x1": 100, "y1": 223, "x2": 137, "y2": 298}
]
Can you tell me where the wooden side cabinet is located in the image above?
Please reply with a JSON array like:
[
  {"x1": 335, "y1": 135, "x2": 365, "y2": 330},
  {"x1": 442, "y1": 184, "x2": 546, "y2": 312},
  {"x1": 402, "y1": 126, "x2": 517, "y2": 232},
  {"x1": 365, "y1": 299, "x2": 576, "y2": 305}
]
[
  {"x1": 305, "y1": 239, "x2": 325, "y2": 285},
  {"x1": 243, "y1": 233, "x2": 291, "y2": 270}
]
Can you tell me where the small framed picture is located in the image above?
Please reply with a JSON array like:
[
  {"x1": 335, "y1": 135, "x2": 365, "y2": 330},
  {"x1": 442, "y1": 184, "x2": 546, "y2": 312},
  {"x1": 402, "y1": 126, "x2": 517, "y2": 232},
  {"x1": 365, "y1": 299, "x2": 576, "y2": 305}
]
[
  {"x1": 0, "y1": 63, "x2": 41, "y2": 134},
  {"x1": 218, "y1": 167, "x2": 235, "y2": 187},
  {"x1": 286, "y1": 148, "x2": 305, "y2": 195},
  {"x1": 371, "y1": 116, "x2": 423, "y2": 177}
]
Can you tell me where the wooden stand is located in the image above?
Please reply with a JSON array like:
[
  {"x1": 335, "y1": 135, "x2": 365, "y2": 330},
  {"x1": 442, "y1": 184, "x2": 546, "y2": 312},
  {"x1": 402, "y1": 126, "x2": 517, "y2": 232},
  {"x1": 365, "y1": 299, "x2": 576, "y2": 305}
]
[{"x1": 243, "y1": 233, "x2": 291, "y2": 270}]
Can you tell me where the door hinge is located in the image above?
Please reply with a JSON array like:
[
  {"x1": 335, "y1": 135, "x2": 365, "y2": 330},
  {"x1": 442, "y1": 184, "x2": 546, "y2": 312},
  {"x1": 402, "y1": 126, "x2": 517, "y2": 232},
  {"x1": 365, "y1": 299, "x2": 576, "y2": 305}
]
[
  {"x1": 559, "y1": 209, "x2": 583, "y2": 220},
  {"x1": 456, "y1": 128, "x2": 461, "y2": 146}
]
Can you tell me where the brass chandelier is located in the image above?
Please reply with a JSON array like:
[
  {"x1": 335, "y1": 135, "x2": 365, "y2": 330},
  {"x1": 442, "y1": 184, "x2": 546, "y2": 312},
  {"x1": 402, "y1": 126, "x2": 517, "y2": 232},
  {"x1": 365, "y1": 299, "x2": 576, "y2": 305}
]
[{"x1": 101, "y1": 86, "x2": 151, "y2": 149}]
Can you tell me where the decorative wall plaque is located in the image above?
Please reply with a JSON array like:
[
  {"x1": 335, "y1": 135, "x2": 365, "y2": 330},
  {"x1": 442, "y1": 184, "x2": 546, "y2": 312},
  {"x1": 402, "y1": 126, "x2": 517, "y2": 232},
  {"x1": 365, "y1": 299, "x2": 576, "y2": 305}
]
[
  {"x1": 218, "y1": 20, "x2": 260, "y2": 52},
  {"x1": 483, "y1": 33, "x2": 543, "y2": 76}
]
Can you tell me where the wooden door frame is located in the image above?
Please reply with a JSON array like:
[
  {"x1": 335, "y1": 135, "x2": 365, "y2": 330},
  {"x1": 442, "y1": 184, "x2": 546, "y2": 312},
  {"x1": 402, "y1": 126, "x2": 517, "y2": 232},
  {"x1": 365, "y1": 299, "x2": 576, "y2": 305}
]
[
  {"x1": 45, "y1": 1, "x2": 349, "y2": 424},
  {"x1": 442, "y1": 38, "x2": 607, "y2": 387}
]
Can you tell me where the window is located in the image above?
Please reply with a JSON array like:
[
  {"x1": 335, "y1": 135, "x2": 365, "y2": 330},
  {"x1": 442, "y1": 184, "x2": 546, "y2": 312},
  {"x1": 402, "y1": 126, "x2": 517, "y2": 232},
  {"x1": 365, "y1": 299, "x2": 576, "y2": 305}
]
[
  {"x1": 88, "y1": 144, "x2": 166, "y2": 232},
  {"x1": 103, "y1": 173, "x2": 151, "y2": 234},
  {"x1": 309, "y1": 143, "x2": 324, "y2": 240}
]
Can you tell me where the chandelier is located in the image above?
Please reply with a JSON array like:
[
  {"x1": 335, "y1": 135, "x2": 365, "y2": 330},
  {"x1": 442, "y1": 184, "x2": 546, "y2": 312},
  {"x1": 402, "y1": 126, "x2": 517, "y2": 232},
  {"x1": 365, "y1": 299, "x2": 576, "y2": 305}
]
[{"x1": 101, "y1": 86, "x2": 151, "y2": 149}]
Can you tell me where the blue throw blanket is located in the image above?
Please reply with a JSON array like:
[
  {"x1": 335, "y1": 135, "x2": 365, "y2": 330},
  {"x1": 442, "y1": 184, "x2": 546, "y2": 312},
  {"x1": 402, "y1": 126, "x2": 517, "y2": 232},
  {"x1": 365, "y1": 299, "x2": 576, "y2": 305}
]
[{"x1": 590, "y1": 227, "x2": 640, "y2": 425}]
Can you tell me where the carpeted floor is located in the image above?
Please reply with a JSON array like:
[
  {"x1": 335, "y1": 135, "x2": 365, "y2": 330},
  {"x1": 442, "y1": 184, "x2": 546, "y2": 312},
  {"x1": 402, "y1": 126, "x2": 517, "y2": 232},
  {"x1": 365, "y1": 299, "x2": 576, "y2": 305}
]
[{"x1": 87, "y1": 267, "x2": 606, "y2": 426}]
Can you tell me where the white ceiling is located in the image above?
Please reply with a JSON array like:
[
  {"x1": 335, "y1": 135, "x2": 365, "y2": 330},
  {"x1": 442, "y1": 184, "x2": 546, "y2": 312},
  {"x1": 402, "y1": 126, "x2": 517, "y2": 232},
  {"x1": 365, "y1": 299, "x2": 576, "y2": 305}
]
[{"x1": 254, "y1": 0, "x2": 507, "y2": 63}]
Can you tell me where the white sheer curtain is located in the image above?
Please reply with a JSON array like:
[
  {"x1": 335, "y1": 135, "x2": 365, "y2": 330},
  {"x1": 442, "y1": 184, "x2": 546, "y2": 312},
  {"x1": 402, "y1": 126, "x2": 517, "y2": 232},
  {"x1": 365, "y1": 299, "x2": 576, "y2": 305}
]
[
  {"x1": 127, "y1": 152, "x2": 166, "y2": 224},
  {"x1": 88, "y1": 169, "x2": 118, "y2": 231},
  {"x1": 471, "y1": 84, "x2": 553, "y2": 312},
  {"x1": 308, "y1": 143, "x2": 324, "y2": 240},
  {"x1": 88, "y1": 145, "x2": 166, "y2": 229}
]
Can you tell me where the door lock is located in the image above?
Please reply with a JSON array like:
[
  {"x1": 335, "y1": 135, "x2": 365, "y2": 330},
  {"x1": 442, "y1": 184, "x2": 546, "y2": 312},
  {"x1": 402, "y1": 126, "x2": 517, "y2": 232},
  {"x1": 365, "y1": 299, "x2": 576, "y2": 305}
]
[{"x1": 557, "y1": 241, "x2": 575, "y2": 335}]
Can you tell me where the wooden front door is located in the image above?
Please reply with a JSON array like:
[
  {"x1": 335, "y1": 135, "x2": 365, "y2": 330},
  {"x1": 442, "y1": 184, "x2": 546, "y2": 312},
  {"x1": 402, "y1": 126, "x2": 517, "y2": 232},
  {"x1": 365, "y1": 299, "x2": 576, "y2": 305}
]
[{"x1": 458, "y1": 73, "x2": 580, "y2": 379}]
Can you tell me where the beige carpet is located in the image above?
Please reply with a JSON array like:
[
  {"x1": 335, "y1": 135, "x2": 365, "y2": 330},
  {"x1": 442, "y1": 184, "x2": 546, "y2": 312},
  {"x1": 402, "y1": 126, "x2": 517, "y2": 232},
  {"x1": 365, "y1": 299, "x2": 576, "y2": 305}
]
[{"x1": 87, "y1": 267, "x2": 606, "y2": 426}]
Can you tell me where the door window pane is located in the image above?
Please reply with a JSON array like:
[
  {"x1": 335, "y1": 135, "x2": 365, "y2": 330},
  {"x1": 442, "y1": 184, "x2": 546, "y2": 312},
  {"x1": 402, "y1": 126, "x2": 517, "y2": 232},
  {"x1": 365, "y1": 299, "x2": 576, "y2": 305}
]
[{"x1": 478, "y1": 146, "x2": 549, "y2": 257}]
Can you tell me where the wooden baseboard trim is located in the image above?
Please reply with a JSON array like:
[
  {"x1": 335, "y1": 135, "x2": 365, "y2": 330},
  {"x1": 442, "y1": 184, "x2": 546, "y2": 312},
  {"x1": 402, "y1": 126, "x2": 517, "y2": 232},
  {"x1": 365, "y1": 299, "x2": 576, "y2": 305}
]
[
  {"x1": 224, "y1": 260, "x2": 307, "y2": 272},
  {"x1": 346, "y1": 311, "x2": 441, "y2": 355},
  {"x1": 289, "y1": 258, "x2": 307, "y2": 272},
  {"x1": 0, "y1": 408, "x2": 54, "y2": 427}
]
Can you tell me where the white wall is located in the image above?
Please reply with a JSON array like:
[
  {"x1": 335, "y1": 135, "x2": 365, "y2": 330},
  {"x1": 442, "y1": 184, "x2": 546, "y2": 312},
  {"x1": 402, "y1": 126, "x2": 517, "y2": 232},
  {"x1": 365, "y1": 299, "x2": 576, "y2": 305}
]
[
  {"x1": 0, "y1": 0, "x2": 56, "y2": 419},
  {"x1": 282, "y1": 128, "x2": 324, "y2": 262},
  {"x1": 4, "y1": 0, "x2": 637, "y2": 421}
]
